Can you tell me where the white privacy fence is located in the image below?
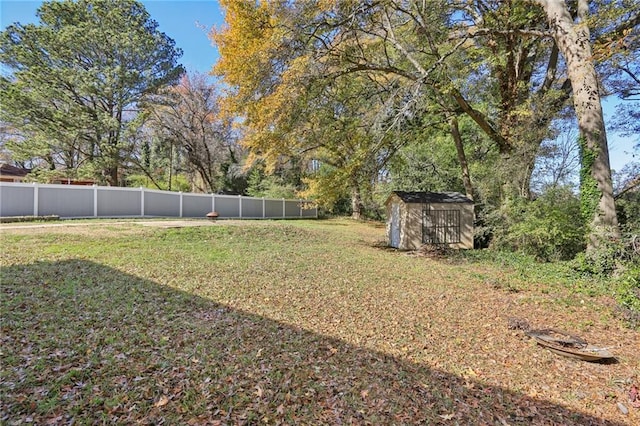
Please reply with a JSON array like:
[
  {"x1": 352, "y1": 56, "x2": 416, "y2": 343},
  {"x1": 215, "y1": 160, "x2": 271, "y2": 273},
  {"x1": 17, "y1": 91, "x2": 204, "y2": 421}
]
[{"x1": 0, "y1": 182, "x2": 317, "y2": 219}]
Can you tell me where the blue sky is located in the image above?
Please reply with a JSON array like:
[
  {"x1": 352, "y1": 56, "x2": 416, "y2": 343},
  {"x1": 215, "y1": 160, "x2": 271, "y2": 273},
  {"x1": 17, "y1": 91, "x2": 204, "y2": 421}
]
[
  {"x1": 0, "y1": 0, "x2": 635, "y2": 172},
  {"x1": 0, "y1": 0, "x2": 223, "y2": 74}
]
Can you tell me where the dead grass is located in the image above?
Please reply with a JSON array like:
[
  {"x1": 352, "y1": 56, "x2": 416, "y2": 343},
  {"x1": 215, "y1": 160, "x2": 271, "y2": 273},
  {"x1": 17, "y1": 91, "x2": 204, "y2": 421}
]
[{"x1": 1, "y1": 218, "x2": 638, "y2": 425}]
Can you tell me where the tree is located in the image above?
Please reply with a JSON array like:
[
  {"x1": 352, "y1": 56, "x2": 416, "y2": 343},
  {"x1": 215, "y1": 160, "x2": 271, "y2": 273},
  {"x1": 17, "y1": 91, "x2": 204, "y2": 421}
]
[
  {"x1": 126, "y1": 126, "x2": 181, "y2": 190},
  {"x1": 212, "y1": 1, "x2": 561, "y2": 207},
  {"x1": 212, "y1": 0, "x2": 634, "y2": 241},
  {"x1": 212, "y1": 1, "x2": 405, "y2": 218},
  {"x1": 143, "y1": 73, "x2": 239, "y2": 193},
  {"x1": 387, "y1": 129, "x2": 465, "y2": 193},
  {"x1": 291, "y1": 0, "x2": 567, "y2": 199},
  {"x1": 533, "y1": 0, "x2": 621, "y2": 247},
  {"x1": 0, "y1": 0, "x2": 184, "y2": 185}
]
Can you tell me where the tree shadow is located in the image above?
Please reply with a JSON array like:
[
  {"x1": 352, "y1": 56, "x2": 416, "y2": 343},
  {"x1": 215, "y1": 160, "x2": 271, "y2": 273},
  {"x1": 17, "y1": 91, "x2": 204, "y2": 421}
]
[{"x1": 1, "y1": 260, "x2": 623, "y2": 425}]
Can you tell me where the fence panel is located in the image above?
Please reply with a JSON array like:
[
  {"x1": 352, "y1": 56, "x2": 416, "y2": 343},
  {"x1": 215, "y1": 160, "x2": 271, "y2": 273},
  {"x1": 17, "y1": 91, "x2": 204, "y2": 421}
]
[
  {"x1": 39, "y1": 185, "x2": 94, "y2": 217},
  {"x1": 301, "y1": 204, "x2": 316, "y2": 217},
  {"x1": 265, "y1": 199, "x2": 283, "y2": 218},
  {"x1": 285, "y1": 200, "x2": 301, "y2": 217},
  {"x1": 144, "y1": 190, "x2": 180, "y2": 217},
  {"x1": 241, "y1": 197, "x2": 263, "y2": 218},
  {"x1": 97, "y1": 187, "x2": 141, "y2": 217},
  {"x1": 182, "y1": 194, "x2": 213, "y2": 218},
  {"x1": 0, "y1": 184, "x2": 34, "y2": 217},
  {"x1": 0, "y1": 182, "x2": 316, "y2": 219},
  {"x1": 213, "y1": 195, "x2": 240, "y2": 218}
]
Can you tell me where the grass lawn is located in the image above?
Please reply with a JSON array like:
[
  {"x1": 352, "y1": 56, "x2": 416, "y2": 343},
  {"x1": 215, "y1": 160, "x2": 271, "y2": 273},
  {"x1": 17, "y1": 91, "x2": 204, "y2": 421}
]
[{"x1": 1, "y1": 218, "x2": 638, "y2": 425}]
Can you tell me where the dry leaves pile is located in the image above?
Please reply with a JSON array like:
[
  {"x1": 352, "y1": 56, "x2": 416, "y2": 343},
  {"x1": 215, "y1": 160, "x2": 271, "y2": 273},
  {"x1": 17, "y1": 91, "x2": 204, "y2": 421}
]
[{"x1": 0, "y1": 219, "x2": 638, "y2": 425}]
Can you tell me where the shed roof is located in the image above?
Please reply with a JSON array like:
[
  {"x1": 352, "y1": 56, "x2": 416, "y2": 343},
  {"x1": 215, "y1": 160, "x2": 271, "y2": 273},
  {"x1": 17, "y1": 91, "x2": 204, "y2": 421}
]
[
  {"x1": 0, "y1": 163, "x2": 30, "y2": 177},
  {"x1": 389, "y1": 191, "x2": 473, "y2": 204}
]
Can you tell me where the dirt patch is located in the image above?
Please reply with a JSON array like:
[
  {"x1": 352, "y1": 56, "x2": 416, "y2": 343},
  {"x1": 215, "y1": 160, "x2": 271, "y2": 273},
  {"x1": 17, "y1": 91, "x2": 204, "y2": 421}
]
[
  {"x1": 135, "y1": 219, "x2": 220, "y2": 228},
  {"x1": 0, "y1": 218, "x2": 229, "y2": 237},
  {"x1": 0, "y1": 218, "x2": 248, "y2": 231}
]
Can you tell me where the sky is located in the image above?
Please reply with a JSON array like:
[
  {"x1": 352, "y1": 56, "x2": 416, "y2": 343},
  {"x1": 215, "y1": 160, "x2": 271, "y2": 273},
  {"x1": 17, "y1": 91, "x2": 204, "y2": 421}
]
[
  {"x1": 0, "y1": 0, "x2": 224, "y2": 74},
  {"x1": 0, "y1": 0, "x2": 635, "y2": 172}
]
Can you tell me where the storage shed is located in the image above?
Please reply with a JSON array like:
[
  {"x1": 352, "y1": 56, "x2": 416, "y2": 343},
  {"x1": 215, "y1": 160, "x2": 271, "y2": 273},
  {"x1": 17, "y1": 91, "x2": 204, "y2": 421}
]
[{"x1": 386, "y1": 191, "x2": 474, "y2": 250}]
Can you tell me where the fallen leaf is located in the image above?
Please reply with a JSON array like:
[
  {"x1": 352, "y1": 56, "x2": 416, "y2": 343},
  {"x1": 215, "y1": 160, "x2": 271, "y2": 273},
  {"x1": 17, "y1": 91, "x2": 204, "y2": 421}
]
[
  {"x1": 439, "y1": 413, "x2": 454, "y2": 420},
  {"x1": 498, "y1": 416, "x2": 510, "y2": 426},
  {"x1": 154, "y1": 395, "x2": 169, "y2": 408},
  {"x1": 629, "y1": 384, "x2": 640, "y2": 408}
]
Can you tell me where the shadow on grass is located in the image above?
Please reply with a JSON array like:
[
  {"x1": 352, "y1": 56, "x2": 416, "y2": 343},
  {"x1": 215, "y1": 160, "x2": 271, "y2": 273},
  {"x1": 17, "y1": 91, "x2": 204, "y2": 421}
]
[{"x1": 1, "y1": 260, "x2": 621, "y2": 425}]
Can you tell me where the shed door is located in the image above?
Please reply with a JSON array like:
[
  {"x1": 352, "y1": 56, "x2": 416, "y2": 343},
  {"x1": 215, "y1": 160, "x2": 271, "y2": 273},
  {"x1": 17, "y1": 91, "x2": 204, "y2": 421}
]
[
  {"x1": 423, "y1": 206, "x2": 460, "y2": 244},
  {"x1": 390, "y1": 202, "x2": 400, "y2": 248}
]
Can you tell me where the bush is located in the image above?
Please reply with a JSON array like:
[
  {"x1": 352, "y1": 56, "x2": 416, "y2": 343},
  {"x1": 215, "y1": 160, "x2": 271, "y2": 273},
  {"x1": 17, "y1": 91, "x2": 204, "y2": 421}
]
[
  {"x1": 570, "y1": 236, "x2": 640, "y2": 329},
  {"x1": 247, "y1": 172, "x2": 298, "y2": 199},
  {"x1": 616, "y1": 190, "x2": 640, "y2": 236},
  {"x1": 615, "y1": 262, "x2": 640, "y2": 329},
  {"x1": 491, "y1": 186, "x2": 586, "y2": 261},
  {"x1": 571, "y1": 234, "x2": 638, "y2": 276},
  {"x1": 571, "y1": 242, "x2": 623, "y2": 277}
]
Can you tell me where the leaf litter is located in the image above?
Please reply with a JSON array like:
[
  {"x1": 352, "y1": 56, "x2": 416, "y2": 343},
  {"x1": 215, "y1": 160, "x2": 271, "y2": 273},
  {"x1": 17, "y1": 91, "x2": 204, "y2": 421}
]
[{"x1": 0, "y1": 218, "x2": 638, "y2": 424}]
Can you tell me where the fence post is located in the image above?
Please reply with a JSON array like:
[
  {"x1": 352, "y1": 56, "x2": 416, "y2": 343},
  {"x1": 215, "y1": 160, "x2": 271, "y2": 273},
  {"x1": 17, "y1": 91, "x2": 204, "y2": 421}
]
[
  {"x1": 179, "y1": 192, "x2": 183, "y2": 218},
  {"x1": 262, "y1": 197, "x2": 266, "y2": 218},
  {"x1": 140, "y1": 187, "x2": 145, "y2": 217},
  {"x1": 238, "y1": 195, "x2": 242, "y2": 218},
  {"x1": 33, "y1": 183, "x2": 39, "y2": 216},
  {"x1": 282, "y1": 198, "x2": 286, "y2": 218},
  {"x1": 212, "y1": 194, "x2": 216, "y2": 213},
  {"x1": 300, "y1": 199, "x2": 303, "y2": 217},
  {"x1": 93, "y1": 185, "x2": 98, "y2": 217}
]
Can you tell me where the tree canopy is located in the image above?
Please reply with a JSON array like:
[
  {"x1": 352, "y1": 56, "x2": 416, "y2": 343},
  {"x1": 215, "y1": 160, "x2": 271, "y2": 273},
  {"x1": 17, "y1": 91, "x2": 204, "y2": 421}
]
[
  {"x1": 0, "y1": 0, "x2": 184, "y2": 185},
  {"x1": 213, "y1": 0, "x2": 639, "y2": 245},
  {"x1": 141, "y1": 72, "x2": 241, "y2": 193}
]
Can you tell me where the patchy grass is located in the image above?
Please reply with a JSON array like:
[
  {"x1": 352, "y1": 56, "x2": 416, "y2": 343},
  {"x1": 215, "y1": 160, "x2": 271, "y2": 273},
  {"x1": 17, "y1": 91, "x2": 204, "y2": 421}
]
[
  {"x1": 1, "y1": 218, "x2": 638, "y2": 425},
  {"x1": 452, "y1": 249, "x2": 606, "y2": 294}
]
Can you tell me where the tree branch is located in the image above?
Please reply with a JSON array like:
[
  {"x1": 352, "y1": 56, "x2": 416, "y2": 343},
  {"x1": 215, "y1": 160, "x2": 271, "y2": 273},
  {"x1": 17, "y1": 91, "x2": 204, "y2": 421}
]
[
  {"x1": 450, "y1": 88, "x2": 510, "y2": 153},
  {"x1": 614, "y1": 174, "x2": 640, "y2": 199}
]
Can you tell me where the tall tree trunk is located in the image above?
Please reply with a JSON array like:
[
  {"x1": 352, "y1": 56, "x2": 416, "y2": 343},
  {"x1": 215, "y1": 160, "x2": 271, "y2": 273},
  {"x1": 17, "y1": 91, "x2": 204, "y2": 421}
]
[
  {"x1": 520, "y1": 161, "x2": 533, "y2": 200},
  {"x1": 518, "y1": 147, "x2": 537, "y2": 200},
  {"x1": 46, "y1": 154, "x2": 56, "y2": 171},
  {"x1": 535, "y1": 0, "x2": 620, "y2": 248},
  {"x1": 107, "y1": 166, "x2": 119, "y2": 186},
  {"x1": 450, "y1": 117, "x2": 473, "y2": 200},
  {"x1": 350, "y1": 176, "x2": 364, "y2": 220}
]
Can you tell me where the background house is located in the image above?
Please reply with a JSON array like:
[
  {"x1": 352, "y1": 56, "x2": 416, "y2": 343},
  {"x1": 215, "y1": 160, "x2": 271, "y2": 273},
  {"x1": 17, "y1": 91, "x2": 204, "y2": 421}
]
[
  {"x1": 386, "y1": 191, "x2": 474, "y2": 250},
  {"x1": 0, "y1": 163, "x2": 30, "y2": 183}
]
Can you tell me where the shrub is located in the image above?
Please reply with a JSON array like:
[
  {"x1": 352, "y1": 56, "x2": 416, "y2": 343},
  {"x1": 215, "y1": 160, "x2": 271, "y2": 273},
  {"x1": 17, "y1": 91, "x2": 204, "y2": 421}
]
[
  {"x1": 616, "y1": 190, "x2": 640, "y2": 236},
  {"x1": 615, "y1": 262, "x2": 640, "y2": 329},
  {"x1": 571, "y1": 233, "x2": 638, "y2": 277},
  {"x1": 492, "y1": 186, "x2": 586, "y2": 261},
  {"x1": 247, "y1": 172, "x2": 298, "y2": 199},
  {"x1": 570, "y1": 236, "x2": 640, "y2": 329}
]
